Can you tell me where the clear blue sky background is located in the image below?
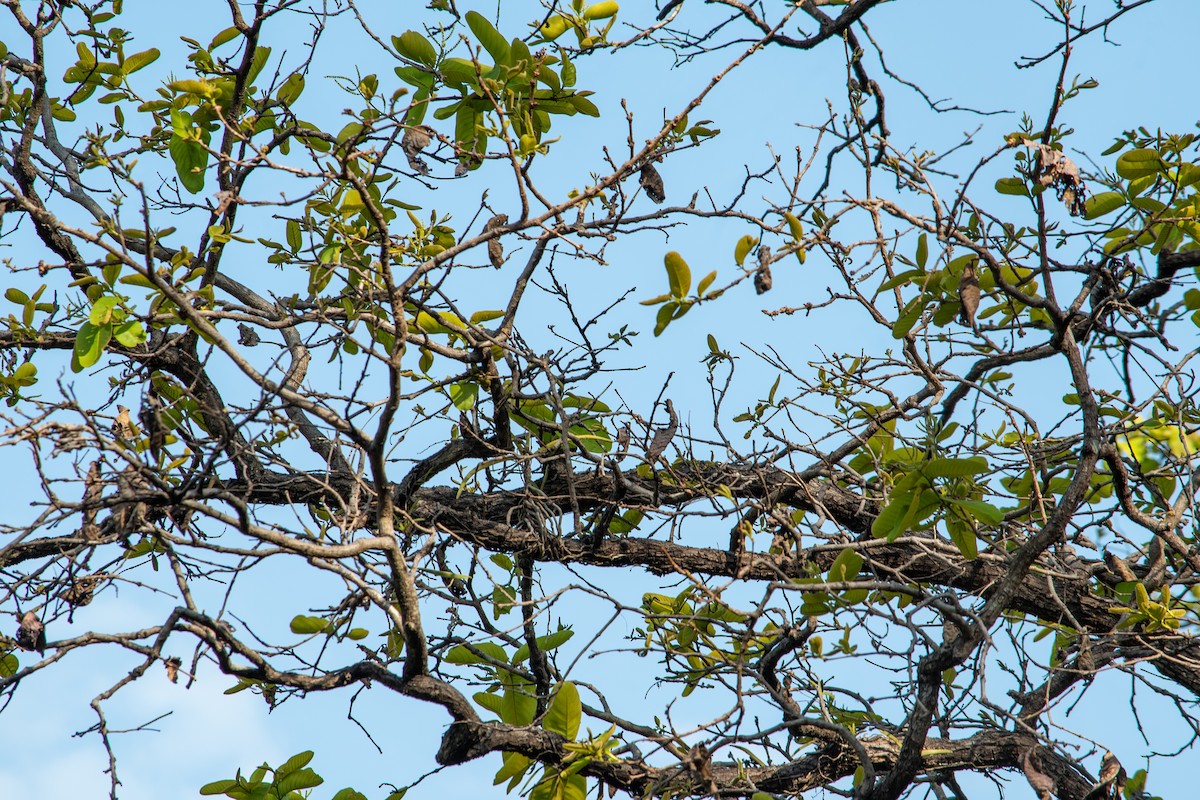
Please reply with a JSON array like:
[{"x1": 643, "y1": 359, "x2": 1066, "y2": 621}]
[{"x1": 0, "y1": 1, "x2": 1197, "y2": 798}]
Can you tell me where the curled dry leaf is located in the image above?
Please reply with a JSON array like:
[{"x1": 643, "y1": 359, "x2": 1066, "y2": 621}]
[
  {"x1": 16, "y1": 610, "x2": 45, "y2": 654},
  {"x1": 639, "y1": 163, "x2": 665, "y2": 204}
]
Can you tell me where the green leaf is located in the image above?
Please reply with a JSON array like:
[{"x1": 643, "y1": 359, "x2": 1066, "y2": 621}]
[
  {"x1": 1115, "y1": 148, "x2": 1163, "y2": 180},
  {"x1": 289, "y1": 615, "x2": 329, "y2": 634},
  {"x1": 923, "y1": 456, "x2": 988, "y2": 478},
  {"x1": 73, "y1": 320, "x2": 111, "y2": 371},
  {"x1": 948, "y1": 498, "x2": 1004, "y2": 525},
  {"x1": 275, "y1": 751, "x2": 315, "y2": 777},
  {"x1": 440, "y1": 57, "x2": 482, "y2": 87},
  {"x1": 168, "y1": 135, "x2": 208, "y2": 194},
  {"x1": 393, "y1": 31, "x2": 438, "y2": 67},
  {"x1": 89, "y1": 295, "x2": 119, "y2": 326},
  {"x1": 331, "y1": 790, "x2": 369, "y2": 800},
  {"x1": 449, "y1": 382, "x2": 478, "y2": 411},
  {"x1": 891, "y1": 298, "x2": 927, "y2": 339},
  {"x1": 275, "y1": 73, "x2": 305, "y2": 106},
  {"x1": 734, "y1": 234, "x2": 757, "y2": 266},
  {"x1": 827, "y1": 547, "x2": 863, "y2": 583},
  {"x1": 445, "y1": 641, "x2": 508, "y2": 665},
  {"x1": 697, "y1": 270, "x2": 718, "y2": 296},
  {"x1": 112, "y1": 320, "x2": 147, "y2": 348},
  {"x1": 1085, "y1": 191, "x2": 1125, "y2": 220},
  {"x1": 653, "y1": 301, "x2": 676, "y2": 336},
  {"x1": 0, "y1": 653, "x2": 18, "y2": 678},
  {"x1": 276, "y1": 767, "x2": 323, "y2": 793},
  {"x1": 286, "y1": 219, "x2": 302, "y2": 252},
  {"x1": 122, "y1": 47, "x2": 160, "y2": 74},
  {"x1": 915, "y1": 233, "x2": 928, "y2": 269},
  {"x1": 877, "y1": 269, "x2": 925, "y2": 293},
  {"x1": 664, "y1": 251, "x2": 691, "y2": 297},
  {"x1": 871, "y1": 487, "x2": 918, "y2": 540},
  {"x1": 543, "y1": 681, "x2": 582, "y2": 739},
  {"x1": 513, "y1": 628, "x2": 575, "y2": 663},
  {"x1": 946, "y1": 517, "x2": 979, "y2": 560},
  {"x1": 493, "y1": 751, "x2": 532, "y2": 788},
  {"x1": 994, "y1": 177, "x2": 1029, "y2": 197},
  {"x1": 199, "y1": 779, "x2": 238, "y2": 795},
  {"x1": 500, "y1": 679, "x2": 537, "y2": 725},
  {"x1": 465, "y1": 11, "x2": 510, "y2": 65},
  {"x1": 584, "y1": 1, "x2": 620, "y2": 20}
]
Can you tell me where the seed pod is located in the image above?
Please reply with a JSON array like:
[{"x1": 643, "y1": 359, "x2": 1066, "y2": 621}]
[
  {"x1": 754, "y1": 246, "x2": 773, "y2": 294},
  {"x1": 639, "y1": 163, "x2": 665, "y2": 204},
  {"x1": 645, "y1": 399, "x2": 678, "y2": 463}
]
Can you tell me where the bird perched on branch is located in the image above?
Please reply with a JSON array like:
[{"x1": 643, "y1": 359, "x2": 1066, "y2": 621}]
[
  {"x1": 402, "y1": 125, "x2": 436, "y2": 175},
  {"x1": 1085, "y1": 750, "x2": 1125, "y2": 800},
  {"x1": 483, "y1": 213, "x2": 508, "y2": 268},
  {"x1": 958, "y1": 260, "x2": 980, "y2": 329}
]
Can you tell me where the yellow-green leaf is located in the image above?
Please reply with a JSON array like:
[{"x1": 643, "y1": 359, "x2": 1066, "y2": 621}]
[
  {"x1": 664, "y1": 251, "x2": 691, "y2": 297},
  {"x1": 734, "y1": 234, "x2": 757, "y2": 267}
]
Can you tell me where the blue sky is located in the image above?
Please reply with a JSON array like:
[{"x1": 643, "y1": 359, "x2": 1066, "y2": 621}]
[{"x1": 1, "y1": 1, "x2": 1198, "y2": 798}]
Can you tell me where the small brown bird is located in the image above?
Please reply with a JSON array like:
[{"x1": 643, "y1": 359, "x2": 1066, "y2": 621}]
[
  {"x1": 639, "y1": 163, "x2": 665, "y2": 204},
  {"x1": 402, "y1": 125, "x2": 436, "y2": 175},
  {"x1": 80, "y1": 459, "x2": 103, "y2": 541},
  {"x1": 1097, "y1": 750, "x2": 1125, "y2": 798},
  {"x1": 237, "y1": 323, "x2": 261, "y2": 347},
  {"x1": 483, "y1": 213, "x2": 508, "y2": 268},
  {"x1": 16, "y1": 610, "x2": 46, "y2": 654},
  {"x1": 112, "y1": 405, "x2": 136, "y2": 440},
  {"x1": 754, "y1": 245, "x2": 773, "y2": 294},
  {"x1": 1021, "y1": 748, "x2": 1055, "y2": 800},
  {"x1": 958, "y1": 260, "x2": 980, "y2": 329},
  {"x1": 140, "y1": 392, "x2": 165, "y2": 461},
  {"x1": 615, "y1": 424, "x2": 631, "y2": 457}
]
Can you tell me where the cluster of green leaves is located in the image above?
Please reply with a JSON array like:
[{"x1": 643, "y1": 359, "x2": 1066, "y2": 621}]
[
  {"x1": 200, "y1": 750, "x2": 398, "y2": 800},
  {"x1": 641, "y1": 251, "x2": 722, "y2": 336},
  {"x1": 510, "y1": 394, "x2": 614, "y2": 455},
  {"x1": 72, "y1": 264, "x2": 148, "y2": 372},
  {"x1": 492, "y1": 683, "x2": 595, "y2": 800},
  {"x1": 855, "y1": 422, "x2": 1001, "y2": 559},
  {"x1": 31, "y1": 1, "x2": 161, "y2": 126},
  {"x1": 1084, "y1": 131, "x2": 1200, "y2": 259},
  {"x1": 880, "y1": 231, "x2": 1047, "y2": 339},
  {"x1": 442, "y1": 631, "x2": 592, "y2": 800},
  {"x1": 536, "y1": 1, "x2": 620, "y2": 49},
  {"x1": 395, "y1": 9, "x2": 601, "y2": 163},
  {"x1": 638, "y1": 588, "x2": 772, "y2": 696}
]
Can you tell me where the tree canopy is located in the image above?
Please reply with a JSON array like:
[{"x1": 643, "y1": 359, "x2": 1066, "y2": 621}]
[{"x1": 2, "y1": 1, "x2": 1199, "y2": 799}]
